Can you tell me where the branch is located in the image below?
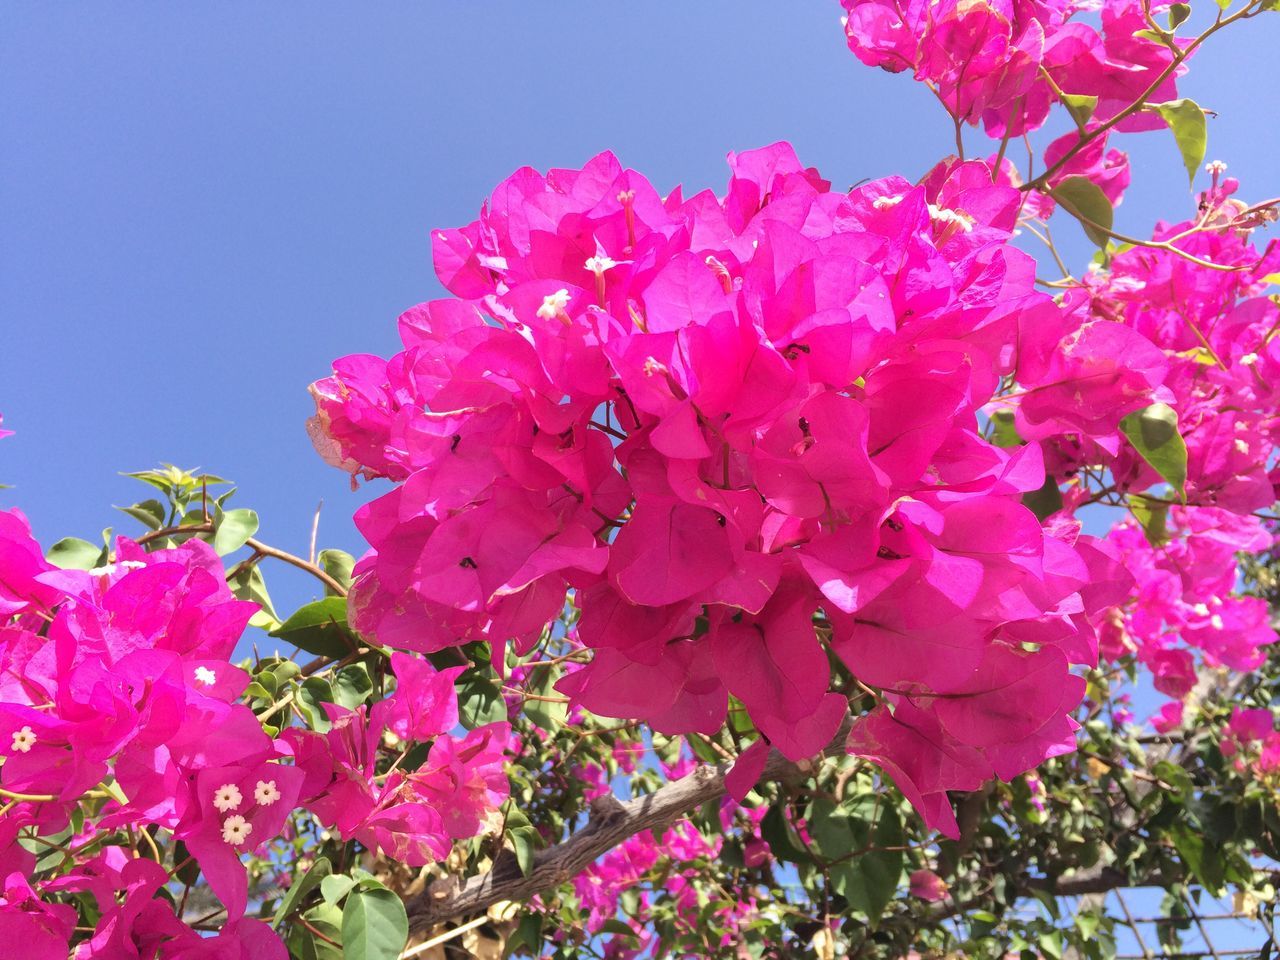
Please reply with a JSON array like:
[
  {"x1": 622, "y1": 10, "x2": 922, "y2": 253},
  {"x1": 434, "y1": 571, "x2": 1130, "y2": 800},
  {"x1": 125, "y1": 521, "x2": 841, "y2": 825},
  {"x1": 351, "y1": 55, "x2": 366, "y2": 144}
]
[{"x1": 405, "y1": 714, "x2": 854, "y2": 933}]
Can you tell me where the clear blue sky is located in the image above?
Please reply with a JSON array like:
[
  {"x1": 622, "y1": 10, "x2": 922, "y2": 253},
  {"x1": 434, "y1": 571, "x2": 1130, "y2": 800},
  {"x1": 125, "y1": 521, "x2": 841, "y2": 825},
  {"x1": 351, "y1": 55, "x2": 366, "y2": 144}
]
[{"x1": 2, "y1": 2, "x2": 1277, "y2": 620}]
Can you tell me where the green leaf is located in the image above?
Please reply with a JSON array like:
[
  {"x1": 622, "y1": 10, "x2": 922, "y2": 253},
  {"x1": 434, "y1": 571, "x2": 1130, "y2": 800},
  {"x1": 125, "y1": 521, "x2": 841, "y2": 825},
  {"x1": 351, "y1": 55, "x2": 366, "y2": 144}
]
[
  {"x1": 212, "y1": 507, "x2": 259, "y2": 556},
  {"x1": 458, "y1": 676, "x2": 508, "y2": 728},
  {"x1": 341, "y1": 886, "x2": 408, "y2": 960},
  {"x1": 1076, "y1": 909, "x2": 1102, "y2": 941},
  {"x1": 272, "y1": 856, "x2": 330, "y2": 927},
  {"x1": 115, "y1": 498, "x2": 166, "y2": 531},
  {"x1": 320, "y1": 874, "x2": 358, "y2": 906},
  {"x1": 597, "y1": 919, "x2": 640, "y2": 940},
  {"x1": 1061, "y1": 93, "x2": 1098, "y2": 129},
  {"x1": 1168, "y1": 2, "x2": 1191, "y2": 28},
  {"x1": 288, "y1": 904, "x2": 344, "y2": 960},
  {"x1": 760, "y1": 804, "x2": 814, "y2": 866},
  {"x1": 808, "y1": 797, "x2": 856, "y2": 860},
  {"x1": 989, "y1": 409, "x2": 1022, "y2": 448},
  {"x1": 318, "y1": 548, "x2": 356, "y2": 595},
  {"x1": 46, "y1": 537, "x2": 104, "y2": 571},
  {"x1": 1022, "y1": 474, "x2": 1064, "y2": 522},
  {"x1": 831, "y1": 806, "x2": 904, "y2": 925},
  {"x1": 1154, "y1": 99, "x2": 1208, "y2": 186},
  {"x1": 269, "y1": 597, "x2": 358, "y2": 658},
  {"x1": 332, "y1": 663, "x2": 374, "y2": 710},
  {"x1": 1051, "y1": 175, "x2": 1114, "y2": 248},
  {"x1": 1119, "y1": 402, "x2": 1187, "y2": 500},
  {"x1": 503, "y1": 803, "x2": 540, "y2": 876},
  {"x1": 1171, "y1": 822, "x2": 1225, "y2": 893},
  {"x1": 1129, "y1": 496, "x2": 1171, "y2": 547},
  {"x1": 228, "y1": 564, "x2": 281, "y2": 630},
  {"x1": 524, "y1": 665, "x2": 567, "y2": 731},
  {"x1": 505, "y1": 913, "x2": 543, "y2": 958},
  {"x1": 296, "y1": 677, "x2": 336, "y2": 732}
]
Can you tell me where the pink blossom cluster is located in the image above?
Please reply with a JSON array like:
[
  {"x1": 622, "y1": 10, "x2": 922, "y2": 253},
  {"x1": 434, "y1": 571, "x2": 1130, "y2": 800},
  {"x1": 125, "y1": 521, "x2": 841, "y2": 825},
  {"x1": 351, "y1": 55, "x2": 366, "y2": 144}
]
[
  {"x1": 839, "y1": 0, "x2": 1187, "y2": 138},
  {"x1": 1009, "y1": 173, "x2": 1280, "y2": 719},
  {"x1": 572, "y1": 812, "x2": 761, "y2": 958},
  {"x1": 1056, "y1": 173, "x2": 1280, "y2": 511},
  {"x1": 1222, "y1": 707, "x2": 1280, "y2": 780},
  {"x1": 0, "y1": 513, "x2": 511, "y2": 954},
  {"x1": 308, "y1": 144, "x2": 1160, "y2": 838},
  {"x1": 1104, "y1": 507, "x2": 1274, "y2": 701}
]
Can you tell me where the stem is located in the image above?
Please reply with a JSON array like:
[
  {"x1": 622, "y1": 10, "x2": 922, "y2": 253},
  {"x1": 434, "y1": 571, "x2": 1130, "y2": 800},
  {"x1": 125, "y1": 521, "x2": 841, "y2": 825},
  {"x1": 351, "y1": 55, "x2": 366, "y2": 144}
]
[
  {"x1": 0, "y1": 786, "x2": 56, "y2": 802},
  {"x1": 1026, "y1": 1, "x2": 1260, "y2": 193},
  {"x1": 245, "y1": 538, "x2": 347, "y2": 597}
]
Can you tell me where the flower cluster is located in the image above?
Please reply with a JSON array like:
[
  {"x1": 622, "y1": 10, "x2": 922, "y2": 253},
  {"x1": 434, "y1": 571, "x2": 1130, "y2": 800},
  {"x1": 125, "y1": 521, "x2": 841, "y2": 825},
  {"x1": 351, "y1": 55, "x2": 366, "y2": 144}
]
[
  {"x1": 995, "y1": 170, "x2": 1280, "y2": 721},
  {"x1": 309, "y1": 143, "x2": 1154, "y2": 838},
  {"x1": 1104, "y1": 507, "x2": 1274, "y2": 701},
  {"x1": 572, "y1": 812, "x2": 762, "y2": 958},
  {"x1": 1222, "y1": 707, "x2": 1280, "y2": 781},
  {"x1": 0, "y1": 514, "x2": 512, "y2": 953},
  {"x1": 839, "y1": 0, "x2": 1188, "y2": 138}
]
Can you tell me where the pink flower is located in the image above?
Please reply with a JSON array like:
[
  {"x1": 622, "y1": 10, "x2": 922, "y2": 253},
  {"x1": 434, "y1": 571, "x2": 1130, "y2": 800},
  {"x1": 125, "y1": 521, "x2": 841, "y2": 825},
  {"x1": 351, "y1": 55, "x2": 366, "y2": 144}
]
[
  {"x1": 909, "y1": 868, "x2": 950, "y2": 902},
  {"x1": 1152, "y1": 701, "x2": 1184, "y2": 734}
]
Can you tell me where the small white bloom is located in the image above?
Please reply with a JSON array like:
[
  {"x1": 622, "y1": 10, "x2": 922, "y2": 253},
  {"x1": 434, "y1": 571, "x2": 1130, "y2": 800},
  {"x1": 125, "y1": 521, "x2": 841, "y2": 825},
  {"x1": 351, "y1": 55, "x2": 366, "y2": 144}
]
[
  {"x1": 1110, "y1": 276, "x2": 1147, "y2": 294},
  {"x1": 193, "y1": 666, "x2": 218, "y2": 686},
  {"x1": 1211, "y1": 614, "x2": 1225, "y2": 630},
  {"x1": 253, "y1": 779, "x2": 281, "y2": 806},
  {"x1": 1240, "y1": 352, "x2": 1259, "y2": 366},
  {"x1": 10, "y1": 725, "x2": 36, "y2": 754},
  {"x1": 1192, "y1": 602, "x2": 1210, "y2": 616},
  {"x1": 221, "y1": 815, "x2": 252, "y2": 846},
  {"x1": 1235, "y1": 438, "x2": 1251, "y2": 455},
  {"x1": 1205, "y1": 160, "x2": 1228, "y2": 176},
  {"x1": 213, "y1": 783, "x2": 243, "y2": 813},
  {"x1": 89, "y1": 560, "x2": 146, "y2": 579},
  {"x1": 536, "y1": 288, "x2": 571, "y2": 321},
  {"x1": 873, "y1": 194, "x2": 903, "y2": 210},
  {"x1": 584, "y1": 254, "x2": 618, "y2": 276},
  {"x1": 927, "y1": 204, "x2": 974, "y2": 233},
  {"x1": 642, "y1": 356, "x2": 669, "y2": 378}
]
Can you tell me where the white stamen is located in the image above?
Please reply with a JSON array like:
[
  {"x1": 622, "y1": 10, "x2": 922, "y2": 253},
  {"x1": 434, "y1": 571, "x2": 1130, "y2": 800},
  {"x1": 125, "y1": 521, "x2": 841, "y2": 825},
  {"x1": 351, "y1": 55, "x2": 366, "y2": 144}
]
[
  {"x1": 584, "y1": 255, "x2": 617, "y2": 276},
  {"x1": 536, "y1": 288, "x2": 571, "y2": 321},
  {"x1": 89, "y1": 560, "x2": 146, "y2": 579}
]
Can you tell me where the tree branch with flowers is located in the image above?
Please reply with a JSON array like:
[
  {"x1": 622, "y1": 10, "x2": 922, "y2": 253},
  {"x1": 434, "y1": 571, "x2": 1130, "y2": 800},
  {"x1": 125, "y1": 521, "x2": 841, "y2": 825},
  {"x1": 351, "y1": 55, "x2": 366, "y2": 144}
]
[{"x1": 3, "y1": 1, "x2": 1280, "y2": 958}]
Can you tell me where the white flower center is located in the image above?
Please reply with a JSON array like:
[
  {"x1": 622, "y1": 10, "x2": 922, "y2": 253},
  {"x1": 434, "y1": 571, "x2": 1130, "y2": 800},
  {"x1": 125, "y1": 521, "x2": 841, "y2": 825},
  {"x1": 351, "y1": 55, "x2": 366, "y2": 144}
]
[
  {"x1": 221, "y1": 815, "x2": 252, "y2": 846},
  {"x1": 584, "y1": 255, "x2": 618, "y2": 276},
  {"x1": 536, "y1": 289, "x2": 571, "y2": 321},
  {"x1": 213, "y1": 784, "x2": 243, "y2": 813},
  {"x1": 254, "y1": 779, "x2": 281, "y2": 806},
  {"x1": 10, "y1": 726, "x2": 36, "y2": 754}
]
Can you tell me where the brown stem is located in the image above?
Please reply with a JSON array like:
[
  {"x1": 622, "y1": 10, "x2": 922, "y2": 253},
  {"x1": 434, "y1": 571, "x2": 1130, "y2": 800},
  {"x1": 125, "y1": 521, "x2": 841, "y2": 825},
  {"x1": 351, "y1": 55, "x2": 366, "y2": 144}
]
[{"x1": 404, "y1": 712, "x2": 855, "y2": 932}]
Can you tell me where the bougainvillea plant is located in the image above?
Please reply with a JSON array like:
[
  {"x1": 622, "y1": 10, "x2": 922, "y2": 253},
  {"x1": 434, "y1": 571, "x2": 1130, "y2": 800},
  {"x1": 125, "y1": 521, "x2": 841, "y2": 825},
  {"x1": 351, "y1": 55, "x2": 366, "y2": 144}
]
[{"x1": 3, "y1": 1, "x2": 1280, "y2": 958}]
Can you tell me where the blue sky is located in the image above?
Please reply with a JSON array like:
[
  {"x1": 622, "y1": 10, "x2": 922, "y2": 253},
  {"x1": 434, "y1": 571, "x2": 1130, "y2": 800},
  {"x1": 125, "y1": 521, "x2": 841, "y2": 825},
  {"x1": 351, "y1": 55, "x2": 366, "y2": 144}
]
[{"x1": 1, "y1": 3, "x2": 1277, "y2": 618}]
